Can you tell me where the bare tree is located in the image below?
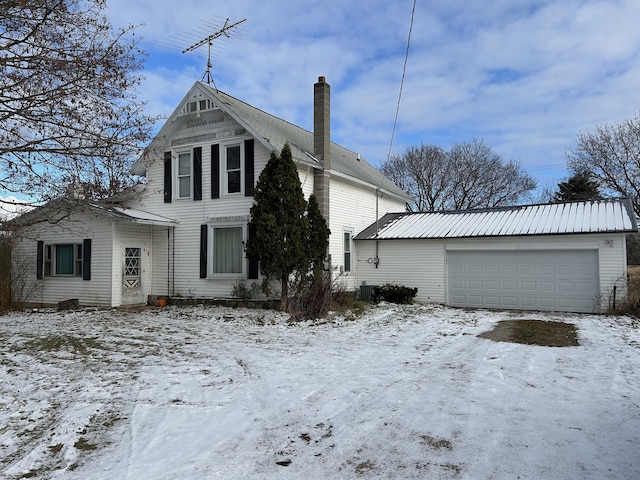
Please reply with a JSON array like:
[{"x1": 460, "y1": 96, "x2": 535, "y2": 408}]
[
  {"x1": 566, "y1": 112, "x2": 640, "y2": 215},
  {"x1": 381, "y1": 139, "x2": 536, "y2": 211},
  {"x1": 0, "y1": 0, "x2": 158, "y2": 210}
]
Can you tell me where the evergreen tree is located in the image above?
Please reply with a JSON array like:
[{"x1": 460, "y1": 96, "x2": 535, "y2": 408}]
[
  {"x1": 553, "y1": 171, "x2": 602, "y2": 203},
  {"x1": 306, "y1": 194, "x2": 330, "y2": 281},
  {"x1": 246, "y1": 144, "x2": 308, "y2": 311}
]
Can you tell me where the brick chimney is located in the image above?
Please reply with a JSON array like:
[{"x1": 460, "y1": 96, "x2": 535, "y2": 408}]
[{"x1": 313, "y1": 76, "x2": 331, "y2": 223}]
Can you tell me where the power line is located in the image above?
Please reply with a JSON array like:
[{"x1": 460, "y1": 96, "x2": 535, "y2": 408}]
[{"x1": 387, "y1": 0, "x2": 417, "y2": 162}]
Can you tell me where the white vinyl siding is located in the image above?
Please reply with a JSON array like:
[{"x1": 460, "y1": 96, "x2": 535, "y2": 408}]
[
  {"x1": 143, "y1": 137, "x2": 270, "y2": 299},
  {"x1": 329, "y1": 176, "x2": 407, "y2": 288},
  {"x1": 355, "y1": 239, "x2": 446, "y2": 304},
  {"x1": 13, "y1": 213, "x2": 113, "y2": 307},
  {"x1": 355, "y1": 233, "x2": 630, "y2": 313}
]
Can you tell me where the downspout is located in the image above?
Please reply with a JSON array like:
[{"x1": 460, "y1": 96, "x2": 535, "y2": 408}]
[
  {"x1": 172, "y1": 228, "x2": 175, "y2": 296},
  {"x1": 167, "y1": 228, "x2": 170, "y2": 297},
  {"x1": 375, "y1": 188, "x2": 381, "y2": 268}
]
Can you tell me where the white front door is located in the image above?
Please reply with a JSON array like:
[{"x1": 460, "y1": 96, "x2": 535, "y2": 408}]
[{"x1": 122, "y1": 245, "x2": 146, "y2": 305}]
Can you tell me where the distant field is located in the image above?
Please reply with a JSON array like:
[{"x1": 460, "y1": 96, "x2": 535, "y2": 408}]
[{"x1": 629, "y1": 265, "x2": 640, "y2": 279}]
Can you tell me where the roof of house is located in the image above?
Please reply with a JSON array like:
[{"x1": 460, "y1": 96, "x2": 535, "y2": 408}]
[
  {"x1": 9, "y1": 198, "x2": 178, "y2": 228},
  {"x1": 137, "y1": 82, "x2": 411, "y2": 202},
  {"x1": 355, "y1": 198, "x2": 638, "y2": 240}
]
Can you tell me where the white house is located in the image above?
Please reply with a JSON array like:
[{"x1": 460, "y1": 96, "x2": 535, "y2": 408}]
[
  {"x1": 11, "y1": 77, "x2": 411, "y2": 307},
  {"x1": 354, "y1": 198, "x2": 638, "y2": 313}
]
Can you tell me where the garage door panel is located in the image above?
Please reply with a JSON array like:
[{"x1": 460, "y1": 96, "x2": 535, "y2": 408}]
[
  {"x1": 520, "y1": 265, "x2": 535, "y2": 275},
  {"x1": 485, "y1": 296, "x2": 501, "y2": 306},
  {"x1": 520, "y1": 281, "x2": 536, "y2": 292},
  {"x1": 520, "y1": 297, "x2": 536, "y2": 307},
  {"x1": 539, "y1": 265, "x2": 554, "y2": 275},
  {"x1": 558, "y1": 282, "x2": 574, "y2": 292},
  {"x1": 503, "y1": 296, "x2": 518, "y2": 307},
  {"x1": 558, "y1": 266, "x2": 574, "y2": 275},
  {"x1": 540, "y1": 282, "x2": 554, "y2": 292},
  {"x1": 539, "y1": 298, "x2": 556, "y2": 308},
  {"x1": 447, "y1": 250, "x2": 599, "y2": 313}
]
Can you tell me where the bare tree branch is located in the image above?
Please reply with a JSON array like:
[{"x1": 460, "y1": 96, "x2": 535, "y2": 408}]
[
  {"x1": 566, "y1": 112, "x2": 640, "y2": 215},
  {"x1": 381, "y1": 139, "x2": 536, "y2": 211},
  {"x1": 0, "y1": 0, "x2": 160, "y2": 202}
]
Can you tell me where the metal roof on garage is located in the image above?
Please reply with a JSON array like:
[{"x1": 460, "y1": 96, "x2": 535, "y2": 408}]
[{"x1": 355, "y1": 198, "x2": 638, "y2": 240}]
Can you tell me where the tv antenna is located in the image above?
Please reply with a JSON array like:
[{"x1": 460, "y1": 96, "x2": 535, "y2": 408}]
[{"x1": 182, "y1": 17, "x2": 247, "y2": 88}]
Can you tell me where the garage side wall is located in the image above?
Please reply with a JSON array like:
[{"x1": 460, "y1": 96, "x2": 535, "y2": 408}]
[{"x1": 354, "y1": 238, "x2": 447, "y2": 303}]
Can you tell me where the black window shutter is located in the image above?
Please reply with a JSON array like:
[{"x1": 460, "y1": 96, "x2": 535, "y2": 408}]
[
  {"x1": 82, "y1": 239, "x2": 92, "y2": 281},
  {"x1": 200, "y1": 225, "x2": 208, "y2": 279},
  {"x1": 193, "y1": 147, "x2": 202, "y2": 201},
  {"x1": 163, "y1": 151, "x2": 172, "y2": 203},
  {"x1": 247, "y1": 223, "x2": 259, "y2": 279},
  {"x1": 36, "y1": 241, "x2": 44, "y2": 280},
  {"x1": 211, "y1": 144, "x2": 220, "y2": 199},
  {"x1": 244, "y1": 139, "x2": 254, "y2": 197}
]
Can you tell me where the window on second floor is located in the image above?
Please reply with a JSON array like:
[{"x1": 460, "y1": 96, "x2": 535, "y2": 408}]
[
  {"x1": 211, "y1": 139, "x2": 254, "y2": 199},
  {"x1": 225, "y1": 145, "x2": 241, "y2": 195},
  {"x1": 177, "y1": 151, "x2": 191, "y2": 199}
]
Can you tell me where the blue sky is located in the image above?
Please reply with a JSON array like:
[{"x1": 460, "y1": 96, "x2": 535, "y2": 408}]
[{"x1": 105, "y1": 0, "x2": 640, "y2": 196}]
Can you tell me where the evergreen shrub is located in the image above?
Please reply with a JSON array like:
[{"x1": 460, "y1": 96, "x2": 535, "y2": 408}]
[{"x1": 373, "y1": 283, "x2": 418, "y2": 304}]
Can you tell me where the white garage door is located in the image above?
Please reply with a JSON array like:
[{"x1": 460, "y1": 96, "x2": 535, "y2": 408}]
[{"x1": 447, "y1": 250, "x2": 600, "y2": 313}]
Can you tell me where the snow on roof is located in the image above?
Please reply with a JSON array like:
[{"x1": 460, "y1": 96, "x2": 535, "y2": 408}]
[
  {"x1": 355, "y1": 198, "x2": 638, "y2": 240},
  {"x1": 89, "y1": 204, "x2": 178, "y2": 227}
]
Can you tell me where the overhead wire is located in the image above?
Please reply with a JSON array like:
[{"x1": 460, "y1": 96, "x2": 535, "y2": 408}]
[{"x1": 386, "y1": 0, "x2": 417, "y2": 162}]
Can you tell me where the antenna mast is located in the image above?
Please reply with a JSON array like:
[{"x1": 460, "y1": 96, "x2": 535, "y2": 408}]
[{"x1": 182, "y1": 17, "x2": 247, "y2": 88}]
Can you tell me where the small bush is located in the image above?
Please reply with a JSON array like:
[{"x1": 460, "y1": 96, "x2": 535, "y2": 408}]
[
  {"x1": 373, "y1": 283, "x2": 418, "y2": 304},
  {"x1": 610, "y1": 269, "x2": 640, "y2": 317},
  {"x1": 288, "y1": 273, "x2": 333, "y2": 321},
  {"x1": 232, "y1": 281, "x2": 261, "y2": 301}
]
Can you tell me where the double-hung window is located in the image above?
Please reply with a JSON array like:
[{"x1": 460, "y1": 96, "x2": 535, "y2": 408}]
[
  {"x1": 225, "y1": 145, "x2": 241, "y2": 194},
  {"x1": 177, "y1": 151, "x2": 191, "y2": 199},
  {"x1": 212, "y1": 225, "x2": 244, "y2": 275},
  {"x1": 45, "y1": 243, "x2": 83, "y2": 276},
  {"x1": 343, "y1": 230, "x2": 353, "y2": 273}
]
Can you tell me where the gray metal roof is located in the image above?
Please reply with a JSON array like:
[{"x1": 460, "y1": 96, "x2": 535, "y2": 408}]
[
  {"x1": 355, "y1": 198, "x2": 638, "y2": 240},
  {"x1": 136, "y1": 82, "x2": 410, "y2": 202},
  {"x1": 8, "y1": 198, "x2": 178, "y2": 228},
  {"x1": 207, "y1": 84, "x2": 411, "y2": 202}
]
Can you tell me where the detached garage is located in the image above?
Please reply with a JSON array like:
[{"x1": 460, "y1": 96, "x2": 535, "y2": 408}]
[{"x1": 354, "y1": 198, "x2": 638, "y2": 313}]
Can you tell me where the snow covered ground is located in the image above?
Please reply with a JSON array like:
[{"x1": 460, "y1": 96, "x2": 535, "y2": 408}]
[{"x1": 0, "y1": 303, "x2": 639, "y2": 479}]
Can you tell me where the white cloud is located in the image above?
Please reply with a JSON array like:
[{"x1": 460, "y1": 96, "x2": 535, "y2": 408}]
[{"x1": 105, "y1": 0, "x2": 640, "y2": 190}]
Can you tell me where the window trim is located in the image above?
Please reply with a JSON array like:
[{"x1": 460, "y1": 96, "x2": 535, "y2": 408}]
[
  {"x1": 44, "y1": 243, "x2": 83, "y2": 277},
  {"x1": 207, "y1": 223, "x2": 247, "y2": 278},
  {"x1": 176, "y1": 150, "x2": 192, "y2": 200},
  {"x1": 224, "y1": 143, "x2": 243, "y2": 196},
  {"x1": 343, "y1": 229, "x2": 353, "y2": 273}
]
